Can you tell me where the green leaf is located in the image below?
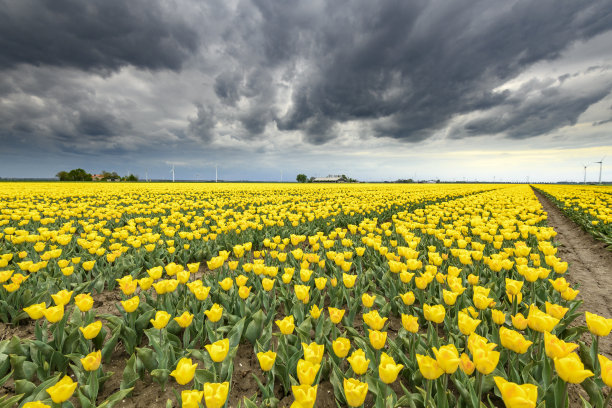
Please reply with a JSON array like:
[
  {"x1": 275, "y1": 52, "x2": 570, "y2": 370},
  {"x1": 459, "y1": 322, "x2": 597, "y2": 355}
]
[
  {"x1": 120, "y1": 354, "x2": 139, "y2": 391},
  {"x1": 0, "y1": 394, "x2": 24, "y2": 408},
  {"x1": 228, "y1": 317, "x2": 246, "y2": 348},
  {"x1": 97, "y1": 388, "x2": 134, "y2": 408}
]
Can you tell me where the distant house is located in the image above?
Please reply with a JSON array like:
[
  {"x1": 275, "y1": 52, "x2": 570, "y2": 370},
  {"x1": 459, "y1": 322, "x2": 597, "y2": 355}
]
[
  {"x1": 312, "y1": 175, "x2": 343, "y2": 183},
  {"x1": 92, "y1": 174, "x2": 104, "y2": 181}
]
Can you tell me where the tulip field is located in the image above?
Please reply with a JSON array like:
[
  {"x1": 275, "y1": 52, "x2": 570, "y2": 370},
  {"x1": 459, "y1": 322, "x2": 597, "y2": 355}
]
[
  {"x1": 1, "y1": 182, "x2": 611, "y2": 408},
  {"x1": 534, "y1": 185, "x2": 612, "y2": 247}
]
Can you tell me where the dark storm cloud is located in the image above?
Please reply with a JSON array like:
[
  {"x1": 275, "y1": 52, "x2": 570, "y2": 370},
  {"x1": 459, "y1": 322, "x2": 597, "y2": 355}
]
[
  {"x1": 0, "y1": 0, "x2": 198, "y2": 72},
  {"x1": 188, "y1": 104, "x2": 216, "y2": 142}
]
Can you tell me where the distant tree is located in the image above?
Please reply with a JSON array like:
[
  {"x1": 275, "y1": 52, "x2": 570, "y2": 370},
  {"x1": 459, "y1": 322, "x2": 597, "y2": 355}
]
[
  {"x1": 122, "y1": 174, "x2": 139, "y2": 182},
  {"x1": 66, "y1": 168, "x2": 92, "y2": 181},
  {"x1": 56, "y1": 171, "x2": 69, "y2": 181},
  {"x1": 296, "y1": 174, "x2": 308, "y2": 183}
]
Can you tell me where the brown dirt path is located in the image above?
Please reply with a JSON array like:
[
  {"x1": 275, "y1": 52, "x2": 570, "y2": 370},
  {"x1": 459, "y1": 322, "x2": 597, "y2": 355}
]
[{"x1": 532, "y1": 187, "x2": 612, "y2": 407}]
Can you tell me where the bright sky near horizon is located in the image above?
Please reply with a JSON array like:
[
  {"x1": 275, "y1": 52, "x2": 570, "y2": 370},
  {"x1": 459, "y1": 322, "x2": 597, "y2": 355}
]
[{"x1": 0, "y1": 0, "x2": 611, "y2": 182}]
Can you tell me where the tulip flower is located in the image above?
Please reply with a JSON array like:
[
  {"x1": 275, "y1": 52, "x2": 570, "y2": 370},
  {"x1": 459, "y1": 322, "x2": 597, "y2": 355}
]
[
  {"x1": 51, "y1": 289, "x2": 73, "y2": 306},
  {"x1": 181, "y1": 390, "x2": 204, "y2": 408},
  {"x1": 302, "y1": 342, "x2": 324, "y2": 364},
  {"x1": 174, "y1": 311, "x2": 194, "y2": 328},
  {"x1": 262, "y1": 278, "x2": 275, "y2": 291},
  {"x1": 43, "y1": 305, "x2": 65, "y2": 323},
  {"x1": 423, "y1": 304, "x2": 445, "y2": 324},
  {"x1": 458, "y1": 311, "x2": 481, "y2": 335},
  {"x1": 193, "y1": 286, "x2": 210, "y2": 300},
  {"x1": 205, "y1": 303, "x2": 224, "y2": 322},
  {"x1": 332, "y1": 337, "x2": 351, "y2": 358},
  {"x1": 493, "y1": 376, "x2": 537, "y2": 408},
  {"x1": 499, "y1": 327, "x2": 533, "y2": 354},
  {"x1": 343, "y1": 378, "x2": 368, "y2": 407},
  {"x1": 527, "y1": 305, "x2": 559, "y2": 333},
  {"x1": 294, "y1": 284, "x2": 310, "y2": 302},
  {"x1": 23, "y1": 302, "x2": 46, "y2": 320},
  {"x1": 545, "y1": 302, "x2": 569, "y2": 320},
  {"x1": 347, "y1": 349, "x2": 370, "y2": 375},
  {"x1": 22, "y1": 402, "x2": 51, "y2": 408},
  {"x1": 544, "y1": 332, "x2": 578, "y2": 359},
  {"x1": 459, "y1": 353, "x2": 475, "y2": 375},
  {"x1": 585, "y1": 311, "x2": 612, "y2": 337},
  {"x1": 121, "y1": 296, "x2": 140, "y2": 313},
  {"x1": 378, "y1": 352, "x2": 404, "y2": 384},
  {"x1": 257, "y1": 351, "x2": 277, "y2": 371},
  {"x1": 235, "y1": 274, "x2": 248, "y2": 287},
  {"x1": 342, "y1": 273, "x2": 357, "y2": 288},
  {"x1": 218, "y1": 277, "x2": 233, "y2": 291},
  {"x1": 362, "y1": 310, "x2": 388, "y2": 331},
  {"x1": 238, "y1": 285, "x2": 251, "y2": 299},
  {"x1": 361, "y1": 293, "x2": 376, "y2": 308},
  {"x1": 150, "y1": 310, "x2": 171, "y2": 329},
  {"x1": 72, "y1": 294, "x2": 93, "y2": 313},
  {"x1": 598, "y1": 354, "x2": 612, "y2": 388},
  {"x1": 472, "y1": 346, "x2": 500, "y2": 375},
  {"x1": 291, "y1": 384, "x2": 317, "y2": 408},
  {"x1": 82, "y1": 260, "x2": 95, "y2": 271},
  {"x1": 368, "y1": 330, "x2": 387, "y2": 350},
  {"x1": 561, "y1": 287, "x2": 579, "y2": 301},
  {"x1": 81, "y1": 350, "x2": 102, "y2": 371},
  {"x1": 432, "y1": 344, "x2": 460, "y2": 374},
  {"x1": 511, "y1": 313, "x2": 528, "y2": 330},
  {"x1": 204, "y1": 382, "x2": 230, "y2": 408},
  {"x1": 275, "y1": 315, "x2": 295, "y2": 335},
  {"x1": 170, "y1": 357, "x2": 197, "y2": 385},
  {"x1": 297, "y1": 359, "x2": 320, "y2": 385},
  {"x1": 505, "y1": 278, "x2": 523, "y2": 296},
  {"x1": 80, "y1": 321, "x2": 103, "y2": 340},
  {"x1": 206, "y1": 338, "x2": 230, "y2": 363},
  {"x1": 309, "y1": 304, "x2": 322, "y2": 319},
  {"x1": 491, "y1": 309, "x2": 506, "y2": 325},
  {"x1": 416, "y1": 353, "x2": 444, "y2": 385},
  {"x1": 554, "y1": 353, "x2": 594, "y2": 383},
  {"x1": 46, "y1": 375, "x2": 78, "y2": 403},
  {"x1": 401, "y1": 314, "x2": 419, "y2": 333},
  {"x1": 328, "y1": 307, "x2": 345, "y2": 324},
  {"x1": 399, "y1": 291, "x2": 415, "y2": 305}
]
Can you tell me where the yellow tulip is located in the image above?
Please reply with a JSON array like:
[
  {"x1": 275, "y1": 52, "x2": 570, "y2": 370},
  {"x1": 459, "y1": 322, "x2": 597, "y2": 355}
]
[
  {"x1": 416, "y1": 354, "x2": 444, "y2": 380},
  {"x1": 401, "y1": 314, "x2": 419, "y2": 333},
  {"x1": 150, "y1": 310, "x2": 171, "y2": 329},
  {"x1": 585, "y1": 311, "x2": 612, "y2": 337},
  {"x1": 342, "y1": 273, "x2": 357, "y2": 288},
  {"x1": 302, "y1": 342, "x2": 324, "y2": 364},
  {"x1": 561, "y1": 287, "x2": 579, "y2": 301},
  {"x1": 203, "y1": 382, "x2": 230, "y2": 408},
  {"x1": 294, "y1": 284, "x2": 310, "y2": 302},
  {"x1": 309, "y1": 304, "x2": 322, "y2": 319},
  {"x1": 257, "y1": 351, "x2": 277, "y2": 371},
  {"x1": 554, "y1": 353, "x2": 594, "y2": 383},
  {"x1": 493, "y1": 376, "x2": 537, "y2": 408},
  {"x1": 368, "y1": 330, "x2": 387, "y2": 350},
  {"x1": 22, "y1": 402, "x2": 51, "y2": 408},
  {"x1": 174, "y1": 311, "x2": 194, "y2": 328},
  {"x1": 527, "y1": 305, "x2": 559, "y2": 333},
  {"x1": 0, "y1": 270, "x2": 14, "y2": 283},
  {"x1": 544, "y1": 332, "x2": 578, "y2": 359},
  {"x1": 499, "y1": 327, "x2": 532, "y2": 354},
  {"x1": 51, "y1": 289, "x2": 73, "y2": 306},
  {"x1": 432, "y1": 344, "x2": 460, "y2": 374},
  {"x1": 443, "y1": 289, "x2": 459, "y2": 306},
  {"x1": 378, "y1": 352, "x2": 404, "y2": 383},
  {"x1": 193, "y1": 285, "x2": 211, "y2": 300},
  {"x1": 473, "y1": 293, "x2": 494, "y2": 310},
  {"x1": 332, "y1": 337, "x2": 351, "y2": 358},
  {"x1": 205, "y1": 303, "x2": 223, "y2": 322},
  {"x1": 218, "y1": 277, "x2": 233, "y2": 291},
  {"x1": 205, "y1": 338, "x2": 230, "y2": 362},
  {"x1": 343, "y1": 378, "x2": 368, "y2": 407},
  {"x1": 181, "y1": 390, "x2": 204, "y2": 408},
  {"x1": 43, "y1": 305, "x2": 65, "y2": 323},
  {"x1": 291, "y1": 384, "x2": 317, "y2": 408},
  {"x1": 121, "y1": 296, "x2": 140, "y2": 313},
  {"x1": 170, "y1": 357, "x2": 197, "y2": 385},
  {"x1": 23, "y1": 302, "x2": 46, "y2": 320},
  {"x1": 505, "y1": 278, "x2": 523, "y2": 296},
  {"x1": 423, "y1": 304, "x2": 445, "y2": 324},
  {"x1": 361, "y1": 293, "x2": 376, "y2": 308},
  {"x1": 238, "y1": 285, "x2": 251, "y2": 299},
  {"x1": 262, "y1": 278, "x2": 275, "y2": 291},
  {"x1": 544, "y1": 302, "x2": 568, "y2": 320},
  {"x1": 511, "y1": 313, "x2": 528, "y2": 330},
  {"x1": 472, "y1": 346, "x2": 500, "y2": 375},
  {"x1": 399, "y1": 291, "x2": 415, "y2": 305},
  {"x1": 491, "y1": 309, "x2": 506, "y2": 325},
  {"x1": 598, "y1": 354, "x2": 612, "y2": 388},
  {"x1": 458, "y1": 311, "x2": 481, "y2": 335},
  {"x1": 61, "y1": 266, "x2": 74, "y2": 276},
  {"x1": 46, "y1": 375, "x2": 78, "y2": 403},
  {"x1": 80, "y1": 321, "x2": 103, "y2": 340},
  {"x1": 275, "y1": 315, "x2": 295, "y2": 335},
  {"x1": 235, "y1": 274, "x2": 248, "y2": 287},
  {"x1": 297, "y1": 359, "x2": 320, "y2": 385},
  {"x1": 80, "y1": 350, "x2": 102, "y2": 371},
  {"x1": 362, "y1": 310, "x2": 388, "y2": 331},
  {"x1": 347, "y1": 349, "x2": 370, "y2": 375},
  {"x1": 328, "y1": 307, "x2": 345, "y2": 324},
  {"x1": 82, "y1": 260, "x2": 95, "y2": 271},
  {"x1": 459, "y1": 353, "x2": 475, "y2": 375}
]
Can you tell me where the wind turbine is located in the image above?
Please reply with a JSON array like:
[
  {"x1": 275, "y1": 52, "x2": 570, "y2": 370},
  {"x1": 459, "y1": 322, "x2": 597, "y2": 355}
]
[
  {"x1": 582, "y1": 164, "x2": 588, "y2": 184},
  {"x1": 171, "y1": 164, "x2": 175, "y2": 182},
  {"x1": 593, "y1": 156, "x2": 605, "y2": 184},
  {"x1": 215, "y1": 164, "x2": 218, "y2": 183}
]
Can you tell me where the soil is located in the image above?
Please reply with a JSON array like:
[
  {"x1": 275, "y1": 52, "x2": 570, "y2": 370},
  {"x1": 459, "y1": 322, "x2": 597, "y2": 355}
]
[{"x1": 532, "y1": 187, "x2": 612, "y2": 408}]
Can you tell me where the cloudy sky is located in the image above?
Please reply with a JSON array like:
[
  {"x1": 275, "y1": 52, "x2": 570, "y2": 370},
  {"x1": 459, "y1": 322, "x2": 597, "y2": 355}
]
[{"x1": 1, "y1": 0, "x2": 611, "y2": 182}]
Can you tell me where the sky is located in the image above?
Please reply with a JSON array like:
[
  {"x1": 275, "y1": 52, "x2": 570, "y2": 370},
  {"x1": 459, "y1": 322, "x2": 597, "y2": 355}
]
[{"x1": 0, "y1": 0, "x2": 611, "y2": 183}]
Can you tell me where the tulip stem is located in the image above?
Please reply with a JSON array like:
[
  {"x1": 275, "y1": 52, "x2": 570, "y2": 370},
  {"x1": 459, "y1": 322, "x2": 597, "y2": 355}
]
[
  {"x1": 476, "y1": 371, "x2": 483, "y2": 408},
  {"x1": 424, "y1": 379, "x2": 432, "y2": 408},
  {"x1": 603, "y1": 390, "x2": 611, "y2": 408}
]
